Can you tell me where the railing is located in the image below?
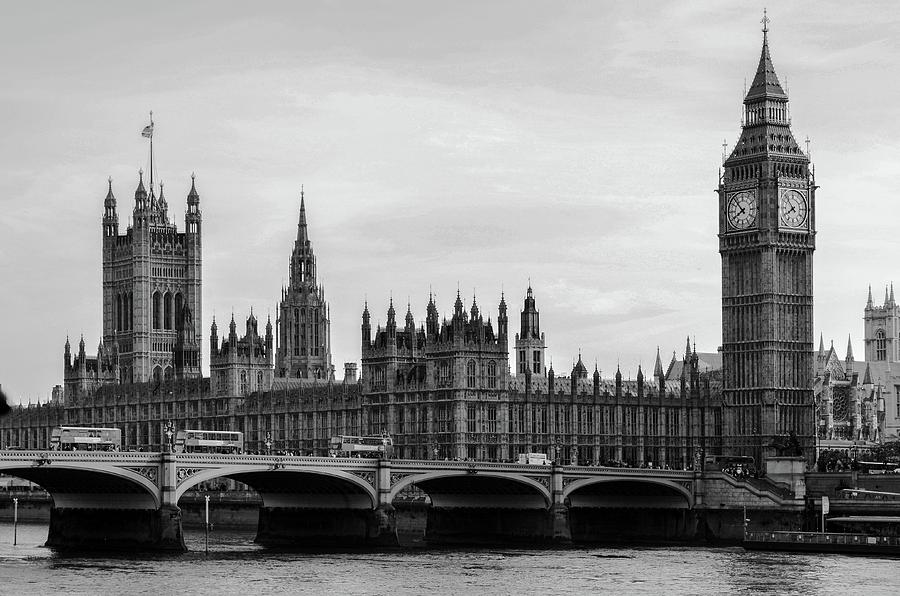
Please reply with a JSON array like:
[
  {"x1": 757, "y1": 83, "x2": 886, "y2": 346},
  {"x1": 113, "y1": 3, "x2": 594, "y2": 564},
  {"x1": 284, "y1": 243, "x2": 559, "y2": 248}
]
[{"x1": 746, "y1": 530, "x2": 900, "y2": 547}]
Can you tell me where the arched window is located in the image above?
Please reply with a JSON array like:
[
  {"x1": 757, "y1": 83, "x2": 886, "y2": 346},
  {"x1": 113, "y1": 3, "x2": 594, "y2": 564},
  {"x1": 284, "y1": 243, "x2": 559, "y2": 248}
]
[
  {"x1": 164, "y1": 292, "x2": 173, "y2": 330},
  {"x1": 174, "y1": 293, "x2": 184, "y2": 330},
  {"x1": 876, "y1": 329, "x2": 887, "y2": 361},
  {"x1": 163, "y1": 366, "x2": 174, "y2": 381},
  {"x1": 116, "y1": 294, "x2": 123, "y2": 332},
  {"x1": 240, "y1": 371, "x2": 248, "y2": 395},
  {"x1": 257, "y1": 371, "x2": 263, "y2": 389},
  {"x1": 152, "y1": 366, "x2": 162, "y2": 383},
  {"x1": 152, "y1": 291, "x2": 162, "y2": 330},
  {"x1": 487, "y1": 361, "x2": 497, "y2": 389},
  {"x1": 467, "y1": 360, "x2": 477, "y2": 388}
]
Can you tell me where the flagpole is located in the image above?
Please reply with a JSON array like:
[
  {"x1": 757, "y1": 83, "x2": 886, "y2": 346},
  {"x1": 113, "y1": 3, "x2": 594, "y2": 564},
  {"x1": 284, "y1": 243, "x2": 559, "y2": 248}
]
[{"x1": 149, "y1": 110, "x2": 154, "y2": 196}]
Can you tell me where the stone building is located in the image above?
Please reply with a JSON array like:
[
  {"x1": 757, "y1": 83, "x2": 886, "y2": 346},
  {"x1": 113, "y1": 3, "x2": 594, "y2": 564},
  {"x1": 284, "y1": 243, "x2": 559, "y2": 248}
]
[
  {"x1": 356, "y1": 288, "x2": 723, "y2": 468},
  {"x1": 209, "y1": 313, "x2": 274, "y2": 397},
  {"x1": 275, "y1": 190, "x2": 334, "y2": 381},
  {"x1": 718, "y1": 23, "x2": 816, "y2": 463}
]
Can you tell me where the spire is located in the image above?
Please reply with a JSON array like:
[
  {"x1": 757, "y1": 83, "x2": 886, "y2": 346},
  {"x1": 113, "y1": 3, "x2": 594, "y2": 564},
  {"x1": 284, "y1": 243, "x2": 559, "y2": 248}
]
[
  {"x1": 187, "y1": 172, "x2": 199, "y2": 201},
  {"x1": 867, "y1": 284, "x2": 874, "y2": 308},
  {"x1": 745, "y1": 10, "x2": 787, "y2": 102},
  {"x1": 685, "y1": 336, "x2": 691, "y2": 359},
  {"x1": 105, "y1": 176, "x2": 116, "y2": 205},
  {"x1": 863, "y1": 362, "x2": 873, "y2": 386},
  {"x1": 818, "y1": 333, "x2": 825, "y2": 357},
  {"x1": 135, "y1": 169, "x2": 147, "y2": 199},
  {"x1": 654, "y1": 346, "x2": 664, "y2": 378},
  {"x1": 891, "y1": 283, "x2": 896, "y2": 305},
  {"x1": 886, "y1": 285, "x2": 890, "y2": 306},
  {"x1": 297, "y1": 187, "x2": 308, "y2": 243},
  {"x1": 846, "y1": 335, "x2": 854, "y2": 361}
]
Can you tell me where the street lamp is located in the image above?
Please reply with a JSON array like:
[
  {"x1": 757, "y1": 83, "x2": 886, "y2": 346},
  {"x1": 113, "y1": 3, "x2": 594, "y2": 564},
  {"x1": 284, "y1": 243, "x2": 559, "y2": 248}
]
[{"x1": 265, "y1": 431, "x2": 272, "y2": 455}]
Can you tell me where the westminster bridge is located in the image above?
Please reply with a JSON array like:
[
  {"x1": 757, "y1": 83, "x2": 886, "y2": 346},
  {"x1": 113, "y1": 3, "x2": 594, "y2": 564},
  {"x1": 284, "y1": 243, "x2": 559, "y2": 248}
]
[{"x1": 0, "y1": 450, "x2": 803, "y2": 551}]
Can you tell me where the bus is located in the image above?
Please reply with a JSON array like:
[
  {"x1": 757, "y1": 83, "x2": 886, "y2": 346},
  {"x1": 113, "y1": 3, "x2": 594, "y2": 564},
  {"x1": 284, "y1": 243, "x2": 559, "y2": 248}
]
[
  {"x1": 329, "y1": 435, "x2": 393, "y2": 458},
  {"x1": 50, "y1": 427, "x2": 122, "y2": 451},
  {"x1": 175, "y1": 430, "x2": 244, "y2": 454},
  {"x1": 857, "y1": 461, "x2": 900, "y2": 475}
]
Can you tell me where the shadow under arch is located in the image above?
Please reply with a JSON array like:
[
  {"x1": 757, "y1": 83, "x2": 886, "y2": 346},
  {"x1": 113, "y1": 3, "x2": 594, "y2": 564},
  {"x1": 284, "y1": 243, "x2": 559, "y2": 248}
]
[
  {"x1": 175, "y1": 465, "x2": 382, "y2": 547},
  {"x1": 563, "y1": 476, "x2": 693, "y2": 509},
  {"x1": 174, "y1": 465, "x2": 377, "y2": 509},
  {"x1": 390, "y1": 470, "x2": 554, "y2": 545},
  {"x1": 0, "y1": 461, "x2": 160, "y2": 509},
  {"x1": 390, "y1": 470, "x2": 552, "y2": 508}
]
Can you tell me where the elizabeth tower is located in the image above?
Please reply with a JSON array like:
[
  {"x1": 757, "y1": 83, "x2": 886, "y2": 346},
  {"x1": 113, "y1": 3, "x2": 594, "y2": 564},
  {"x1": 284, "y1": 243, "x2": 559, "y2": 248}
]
[{"x1": 719, "y1": 19, "x2": 815, "y2": 463}]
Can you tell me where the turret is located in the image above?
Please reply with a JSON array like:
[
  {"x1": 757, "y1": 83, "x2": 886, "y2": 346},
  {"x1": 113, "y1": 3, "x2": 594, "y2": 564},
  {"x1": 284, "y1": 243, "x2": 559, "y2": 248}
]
[
  {"x1": 362, "y1": 301, "x2": 371, "y2": 347},
  {"x1": 470, "y1": 294, "x2": 480, "y2": 321},
  {"x1": 637, "y1": 364, "x2": 644, "y2": 399},
  {"x1": 103, "y1": 177, "x2": 118, "y2": 237},
  {"x1": 593, "y1": 363, "x2": 600, "y2": 397},
  {"x1": 615, "y1": 365, "x2": 622, "y2": 398},
  {"x1": 426, "y1": 292, "x2": 439, "y2": 338},
  {"x1": 133, "y1": 169, "x2": 148, "y2": 227},
  {"x1": 186, "y1": 173, "x2": 201, "y2": 235},
  {"x1": 547, "y1": 362, "x2": 554, "y2": 395},
  {"x1": 229, "y1": 313, "x2": 237, "y2": 343},
  {"x1": 210, "y1": 317, "x2": 219, "y2": 356},
  {"x1": 64, "y1": 336, "x2": 71, "y2": 370},
  {"x1": 386, "y1": 298, "x2": 397, "y2": 339},
  {"x1": 78, "y1": 334, "x2": 86, "y2": 366},
  {"x1": 497, "y1": 292, "x2": 508, "y2": 341},
  {"x1": 265, "y1": 315, "x2": 274, "y2": 358},
  {"x1": 405, "y1": 302, "x2": 415, "y2": 335}
]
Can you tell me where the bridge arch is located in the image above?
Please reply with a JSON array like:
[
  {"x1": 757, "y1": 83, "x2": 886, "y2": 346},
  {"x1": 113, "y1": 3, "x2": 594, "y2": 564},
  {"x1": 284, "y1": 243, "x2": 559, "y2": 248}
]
[
  {"x1": 563, "y1": 476, "x2": 693, "y2": 509},
  {"x1": 174, "y1": 465, "x2": 378, "y2": 509},
  {"x1": 0, "y1": 458, "x2": 161, "y2": 509},
  {"x1": 390, "y1": 470, "x2": 552, "y2": 508}
]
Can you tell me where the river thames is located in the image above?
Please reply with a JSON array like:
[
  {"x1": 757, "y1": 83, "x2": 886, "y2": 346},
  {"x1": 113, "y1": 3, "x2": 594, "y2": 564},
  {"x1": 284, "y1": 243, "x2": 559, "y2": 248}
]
[{"x1": 0, "y1": 522, "x2": 896, "y2": 595}]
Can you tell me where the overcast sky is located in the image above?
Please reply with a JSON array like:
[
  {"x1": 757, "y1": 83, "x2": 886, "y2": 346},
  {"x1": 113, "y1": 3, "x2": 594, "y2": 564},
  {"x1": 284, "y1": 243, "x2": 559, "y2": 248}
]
[{"x1": 2, "y1": 1, "x2": 899, "y2": 401}]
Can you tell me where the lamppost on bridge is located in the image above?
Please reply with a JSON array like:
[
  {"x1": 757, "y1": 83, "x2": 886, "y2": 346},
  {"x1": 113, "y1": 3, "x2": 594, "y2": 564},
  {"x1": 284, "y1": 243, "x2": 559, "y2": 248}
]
[
  {"x1": 164, "y1": 420, "x2": 175, "y2": 453},
  {"x1": 265, "y1": 431, "x2": 272, "y2": 455}
]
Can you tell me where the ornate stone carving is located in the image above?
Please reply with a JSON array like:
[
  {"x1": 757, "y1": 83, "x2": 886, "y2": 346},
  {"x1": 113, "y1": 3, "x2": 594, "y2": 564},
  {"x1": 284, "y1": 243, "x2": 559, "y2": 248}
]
[
  {"x1": 350, "y1": 471, "x2": 375, "y2": 486},
  {"x1": 124, "y1": 466, "x2": 159, "y2": 486},
  {"x1": 176, "y1": 467, "x2": 204, "y2": 484},
  {"x1": 562, "y1": 476, "x2": 580, "y2": 489},
  {"x1": 526, "y1": 475, "x2": 551, "y2": 492},
  {"x1": 390, "y1": 472, "x2": 414, "y2": 486}
]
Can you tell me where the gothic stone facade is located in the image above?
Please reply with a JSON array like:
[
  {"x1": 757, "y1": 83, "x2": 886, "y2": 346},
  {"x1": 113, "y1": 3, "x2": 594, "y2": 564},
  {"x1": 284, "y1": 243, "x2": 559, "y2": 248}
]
[{"x1": 719, "y1": 27, "x2": 815, "y2": 463}]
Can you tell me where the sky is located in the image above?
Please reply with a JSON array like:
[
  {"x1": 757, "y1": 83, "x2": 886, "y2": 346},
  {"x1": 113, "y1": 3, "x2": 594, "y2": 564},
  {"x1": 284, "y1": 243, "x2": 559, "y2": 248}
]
[{"x1": 1, "y1": 1, "x2": 899, "y2": 401}]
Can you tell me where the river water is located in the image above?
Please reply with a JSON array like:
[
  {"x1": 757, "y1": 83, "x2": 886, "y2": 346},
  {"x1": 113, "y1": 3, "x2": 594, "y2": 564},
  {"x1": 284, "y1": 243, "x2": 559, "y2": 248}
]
[{"x1": 0, "y1": 522, "x2": 896, "y2": 595}]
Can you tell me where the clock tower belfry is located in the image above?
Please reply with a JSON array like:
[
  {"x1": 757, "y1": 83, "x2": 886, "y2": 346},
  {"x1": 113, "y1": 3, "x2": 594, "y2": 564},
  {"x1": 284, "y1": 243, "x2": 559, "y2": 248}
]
[{"x1": 719, "y1": 17, "x2": 816, "y2": 464}]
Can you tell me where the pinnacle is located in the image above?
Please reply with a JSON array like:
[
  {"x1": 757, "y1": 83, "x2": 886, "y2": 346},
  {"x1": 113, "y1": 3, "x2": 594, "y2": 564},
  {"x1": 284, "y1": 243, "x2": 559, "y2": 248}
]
[{"x1": 745, "y1": 23, "x2": 787, "y2": 101}]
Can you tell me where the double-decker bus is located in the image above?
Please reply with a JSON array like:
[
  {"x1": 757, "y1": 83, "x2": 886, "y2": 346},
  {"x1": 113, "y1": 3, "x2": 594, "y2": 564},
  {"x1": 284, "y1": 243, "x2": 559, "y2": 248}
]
[
  {"x1": 175, "y1": 430, "x2": 244, "y2": 454},
  {"x1": 50, "y1": 427, "x2": 122, "y2": 451},
  {"x1": 329, "y1": 435, "x2": 393, "y2": 458}
]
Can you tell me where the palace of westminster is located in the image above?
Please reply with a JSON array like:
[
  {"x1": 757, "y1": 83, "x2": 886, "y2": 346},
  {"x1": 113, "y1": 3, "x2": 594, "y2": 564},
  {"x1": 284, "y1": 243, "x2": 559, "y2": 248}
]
[{"x1": 2, "y1": 25, "x2": 897, "y2": 467}]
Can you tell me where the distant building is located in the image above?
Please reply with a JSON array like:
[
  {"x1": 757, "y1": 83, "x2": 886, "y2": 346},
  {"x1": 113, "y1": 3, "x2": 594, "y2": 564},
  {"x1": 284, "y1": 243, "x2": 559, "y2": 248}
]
[{"x1": 275, "y1": 190, "x2": 334, "y2": 381}]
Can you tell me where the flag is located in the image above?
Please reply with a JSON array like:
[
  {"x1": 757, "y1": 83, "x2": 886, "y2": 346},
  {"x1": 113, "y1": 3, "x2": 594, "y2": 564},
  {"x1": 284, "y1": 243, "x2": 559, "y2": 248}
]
[{"x1": 142, "y1": 123, "x2": 154, "y2": 138}]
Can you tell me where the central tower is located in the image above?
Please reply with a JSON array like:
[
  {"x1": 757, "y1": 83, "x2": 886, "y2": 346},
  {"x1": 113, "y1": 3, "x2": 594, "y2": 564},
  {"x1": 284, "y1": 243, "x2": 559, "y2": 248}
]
[
  {"x1": 719, "y1": 19, "x2": 816, "y2": 462},
  {"x1": 275, "y1": 190, "x2": 334, "y2": 380}
]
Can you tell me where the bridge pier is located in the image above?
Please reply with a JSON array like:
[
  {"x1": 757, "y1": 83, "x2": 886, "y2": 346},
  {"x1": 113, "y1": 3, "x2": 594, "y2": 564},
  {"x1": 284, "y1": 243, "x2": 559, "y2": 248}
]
[{"x1": 46, "y1": 505, "x2": 185, "y2": 552}]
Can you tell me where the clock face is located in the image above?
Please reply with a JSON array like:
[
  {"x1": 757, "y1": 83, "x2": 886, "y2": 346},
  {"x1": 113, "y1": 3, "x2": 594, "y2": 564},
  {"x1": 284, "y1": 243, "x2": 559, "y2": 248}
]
[
  {"x1": 779, "y1": 189, "x2": 808, "y2": 228},
  {"x1": 727, "y1": 190, "x2": 757, "y2": 230}
]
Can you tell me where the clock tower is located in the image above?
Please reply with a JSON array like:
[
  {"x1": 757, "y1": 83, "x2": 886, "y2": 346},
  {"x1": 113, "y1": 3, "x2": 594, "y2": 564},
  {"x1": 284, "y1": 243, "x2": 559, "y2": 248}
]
[{"x1": 719, "y1": 17, "x2": 816, "y2": 464}]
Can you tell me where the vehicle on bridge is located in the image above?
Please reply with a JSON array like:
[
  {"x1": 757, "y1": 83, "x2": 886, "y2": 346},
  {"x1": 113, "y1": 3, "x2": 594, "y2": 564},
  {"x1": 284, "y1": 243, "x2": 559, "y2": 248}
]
[
  {"x1": 856, "y1": 460, "x2": 900, "y2": 474},
  {"x1": 329, "y1": 434, "x2": 393, "y2": 458},
  {"x1": 517, "y1": 452, "x2": 549, "y2": 465},
  {"x1": 50, "y1": 426, "x2": 122, "y2": 451},
  {"x1": 175, "y1": 430, "x2": 244, "y2": 454}
]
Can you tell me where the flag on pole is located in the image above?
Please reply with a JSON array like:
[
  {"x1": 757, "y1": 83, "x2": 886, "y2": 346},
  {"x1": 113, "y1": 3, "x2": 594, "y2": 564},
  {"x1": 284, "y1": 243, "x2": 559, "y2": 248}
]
[{"x1": 142, "y1": 123, "x2": 154, "y2": 138}]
